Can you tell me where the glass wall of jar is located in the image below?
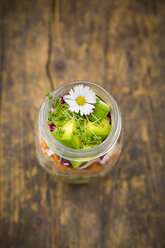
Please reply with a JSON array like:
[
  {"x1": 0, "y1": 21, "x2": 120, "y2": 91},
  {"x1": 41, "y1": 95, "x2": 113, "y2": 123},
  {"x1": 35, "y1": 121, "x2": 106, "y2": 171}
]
[{"x1": 35, "y1": 81, "x2": 123, "y2": 183}]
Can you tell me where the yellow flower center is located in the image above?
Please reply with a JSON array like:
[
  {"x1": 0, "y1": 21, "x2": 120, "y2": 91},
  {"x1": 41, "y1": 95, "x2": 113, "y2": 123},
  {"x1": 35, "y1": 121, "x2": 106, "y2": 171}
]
[{"x1": 76, "y1": 96, "x2": 86, "y2": 105}]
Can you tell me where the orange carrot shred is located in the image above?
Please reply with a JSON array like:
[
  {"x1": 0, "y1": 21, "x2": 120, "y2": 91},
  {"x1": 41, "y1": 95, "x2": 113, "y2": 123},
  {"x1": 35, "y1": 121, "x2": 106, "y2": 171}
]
[
  {"x1": 90, "y1": 163, "x2": 101, "y2": 170},
  {"x1": 52, "y1": 154, "x2": 61, "y2": 166},
  {"x1": 40, "y1": 137, "x2": 48, "y2": 149},
  {"x1": 110, "y1": 154, "x2": 118, "y2": 162}
]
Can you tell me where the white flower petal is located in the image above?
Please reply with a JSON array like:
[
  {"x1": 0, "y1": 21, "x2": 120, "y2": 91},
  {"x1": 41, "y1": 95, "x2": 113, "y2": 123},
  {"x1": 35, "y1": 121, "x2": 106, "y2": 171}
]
[
  {"x1": 65, "y1": 99, "x2": 75, "y2": 105},
  {"x1": 86, "y1": 96, "x2": 97, "y2": 104},
  {"x1": 69, "y1": 89, "x2": 77, "y2": 99},
  {"x1": 74, "y1": 85, "x2": 83, "y2": 96},
  {"x1": 64, "y1": 95, "x2": 75, "y2": 101},
  {"x1": 63, "y1": 84, "x2": 96, "y2": 115}
]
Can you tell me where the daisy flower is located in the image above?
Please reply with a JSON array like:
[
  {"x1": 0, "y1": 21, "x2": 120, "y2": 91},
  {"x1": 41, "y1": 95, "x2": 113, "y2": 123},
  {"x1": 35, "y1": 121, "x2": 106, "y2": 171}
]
[{"x1": 64, "y1": 84, "x2": 97, "y2": 116}]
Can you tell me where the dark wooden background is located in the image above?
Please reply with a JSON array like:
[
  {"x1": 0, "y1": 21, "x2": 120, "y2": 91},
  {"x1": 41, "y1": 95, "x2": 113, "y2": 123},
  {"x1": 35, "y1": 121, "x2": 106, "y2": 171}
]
[{"x1": 0, "y1": 0, "x2": 165, "y2": 247}]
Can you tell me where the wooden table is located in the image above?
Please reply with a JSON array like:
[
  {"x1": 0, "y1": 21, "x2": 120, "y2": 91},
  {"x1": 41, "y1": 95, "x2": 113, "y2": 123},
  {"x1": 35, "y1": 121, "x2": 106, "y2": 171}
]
[{"x1": 0, "y1": 0, "x2": 165, "y2": 247}]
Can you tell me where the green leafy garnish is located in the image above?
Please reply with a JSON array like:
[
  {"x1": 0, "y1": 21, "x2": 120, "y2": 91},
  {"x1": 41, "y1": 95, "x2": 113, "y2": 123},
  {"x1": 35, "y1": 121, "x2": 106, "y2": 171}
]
[{"x1": 46, "y1": 93, "x2": 111, "y2": 149}]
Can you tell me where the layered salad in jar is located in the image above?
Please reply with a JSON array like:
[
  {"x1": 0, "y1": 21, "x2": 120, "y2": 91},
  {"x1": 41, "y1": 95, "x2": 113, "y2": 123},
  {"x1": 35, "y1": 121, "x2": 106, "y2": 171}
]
[{"x1": 36, "y1": 82, "x2": 123, "y2": 183}]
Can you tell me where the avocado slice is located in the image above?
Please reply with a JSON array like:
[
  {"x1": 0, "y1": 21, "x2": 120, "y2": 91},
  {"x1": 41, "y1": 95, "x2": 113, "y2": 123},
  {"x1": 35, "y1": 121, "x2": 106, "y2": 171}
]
[
  {"x1": 82, "y1": 144, "x2": 96, "y2": 149},
  {"x1": 70, "y1": 160, "x2": 83, "y2": 169},
  {"x1": 89, "y1": 99, "x2": 109, "y2": 122},
  {"x1": 52, "y1": 120, "x2": 81, "y2": 149},
  {"x1": 70, "y1": 144, "x2": 95, "y2": 169},
  {"x1": 52, "y1": 120, "x2": 75, "y2": 148},
  {"x1": 71, "y1": 125, "x2": 81, "y2": 149},
  {"x1": 86, "y1": 119, "x2": 111, "y2": 137}
]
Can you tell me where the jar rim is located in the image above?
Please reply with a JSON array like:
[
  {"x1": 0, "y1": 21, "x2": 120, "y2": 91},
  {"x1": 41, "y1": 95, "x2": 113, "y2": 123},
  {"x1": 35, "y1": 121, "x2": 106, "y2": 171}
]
[{"x1": 39, "y1": 80, "x2": 122, "y2": 161}]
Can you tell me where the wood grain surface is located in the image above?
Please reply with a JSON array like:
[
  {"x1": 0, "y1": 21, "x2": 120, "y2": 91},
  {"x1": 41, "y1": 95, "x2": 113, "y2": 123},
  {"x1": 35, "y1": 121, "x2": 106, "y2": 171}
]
[{"x1": 0, "y1": 0, "x2": 165, "y2": 247}]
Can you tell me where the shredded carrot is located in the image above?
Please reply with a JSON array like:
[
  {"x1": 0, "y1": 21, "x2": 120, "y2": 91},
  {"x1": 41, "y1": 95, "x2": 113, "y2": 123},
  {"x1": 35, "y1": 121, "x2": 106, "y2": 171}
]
[
  {"x1": 110, "y1": 154, "x2": 118, "y2": 162},
  {"x1": 52, "y1": 154, "x2": 61, "y2": 166},
  {"x1": 52, "y1": 154, "x2": 71, "y2": 170},
  {"x1": 90, "y1": 163, "x2": 101, "y2": 170},
  {"x1": 40, "y1": 137, "x2": 48, "y2": 149}
]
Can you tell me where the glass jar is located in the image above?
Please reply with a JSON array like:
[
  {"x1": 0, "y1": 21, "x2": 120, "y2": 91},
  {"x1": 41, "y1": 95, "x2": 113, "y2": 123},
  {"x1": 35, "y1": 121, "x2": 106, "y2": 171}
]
[{"x1": 35, "y1": 81, "x2": 123, "y2": 183}]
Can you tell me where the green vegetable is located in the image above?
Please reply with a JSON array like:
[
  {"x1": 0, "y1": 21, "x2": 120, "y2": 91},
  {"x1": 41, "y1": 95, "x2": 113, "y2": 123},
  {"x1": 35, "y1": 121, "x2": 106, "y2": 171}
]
[
  {"x1": 70, "y1": 161, "x2": 83, "y2": 169},
  {"x1": 47, "y1": 93, "x2": 111, "y2": 150},
  {"x1": 52, "y1": 120, "x2": 75, "y2": 148},
  {"x1": 89, "y1": 98, "x2": 109, "y2": 122},
  {"x1": 86, "y1": 119, "x2": 111, "y2": 138}
]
